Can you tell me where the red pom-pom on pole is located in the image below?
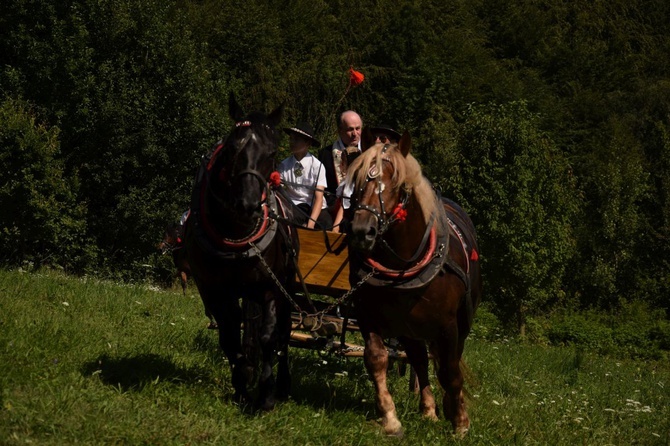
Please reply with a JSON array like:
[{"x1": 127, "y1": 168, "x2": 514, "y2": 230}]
[{"x1": 349, "y1": 67, "x2": 365, "y2": 86}]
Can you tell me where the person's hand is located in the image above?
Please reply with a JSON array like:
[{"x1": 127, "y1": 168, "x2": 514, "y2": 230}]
[{"x1": 306, "y1": 220, "x2": 315, "y2": 229}]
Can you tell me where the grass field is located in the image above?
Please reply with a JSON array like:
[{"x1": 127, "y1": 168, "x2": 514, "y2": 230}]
[{"x1": 1, "y1": 269, "x2": 668, "y2": 445}]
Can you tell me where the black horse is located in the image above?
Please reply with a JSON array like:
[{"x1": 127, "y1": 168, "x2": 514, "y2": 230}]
[{"x1": 184, "y1": 94, "x2": 296, "y2": 410}]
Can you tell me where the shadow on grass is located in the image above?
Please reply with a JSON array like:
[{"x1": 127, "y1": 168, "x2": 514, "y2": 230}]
[
  {"x1": 80, "y1": 353, "x2": 211, "y2": 392},
  {"x1": 286, "y1": 351, "x2": 377, "y2": 417},
  {"x1": 80, "y1": 329, "x2": 378, "y2": 418}
]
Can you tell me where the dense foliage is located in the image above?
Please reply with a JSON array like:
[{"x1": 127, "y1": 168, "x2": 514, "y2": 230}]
[{"x1": 1, "y1": 0, "x2": 669, "y2": 328}]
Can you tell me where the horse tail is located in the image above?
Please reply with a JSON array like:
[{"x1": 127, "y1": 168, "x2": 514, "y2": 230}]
[
  {"x1": 429, "y1": 348, "x2": 480, "y2": 400},
  {"x1": 459, "y1": 358, "x2": 481, "y2": 399}
]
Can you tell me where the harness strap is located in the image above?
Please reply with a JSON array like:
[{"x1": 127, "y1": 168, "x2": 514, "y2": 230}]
[
  {"x1": 446, "y1": 218, "x2": 471, "y2": 274},
  {"x1": 364, "y1": 225, "x2": 437, "y2": 279},
  {"x1": 378, "y1": 213, "x2": 435, "y2": 265}
]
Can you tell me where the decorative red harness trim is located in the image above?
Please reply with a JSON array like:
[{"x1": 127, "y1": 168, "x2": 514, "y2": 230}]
[
  {"x1": 206, "y1": 143, "x2": 225, "y2": 171},
  {"x1": 364, "y1": 226, "x2": 437, "y2": 278}
]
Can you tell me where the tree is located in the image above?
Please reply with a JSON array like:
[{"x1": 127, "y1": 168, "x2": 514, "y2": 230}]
[
  {"x1": 451, "y1": 101, "x2": 579, "y2": 334},
  {"x1": 0, "y1": 98, "x2": 92, "y2": 270}
]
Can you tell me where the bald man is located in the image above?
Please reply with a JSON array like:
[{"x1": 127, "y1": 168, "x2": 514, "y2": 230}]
[{"x1": 319, "y1": 110, "x2": 363, "y2": 206}]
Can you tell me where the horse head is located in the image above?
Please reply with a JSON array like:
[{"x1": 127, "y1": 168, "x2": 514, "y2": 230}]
[
  {"x1": 206, "y1": 94, "x2": 283, "y2": 232},
  {"x1": 158, "y1": 222, "x2": 182, "y2": 254},
  {"x1": 348, "y1": 132, "x2": 415, "y2": 253}
]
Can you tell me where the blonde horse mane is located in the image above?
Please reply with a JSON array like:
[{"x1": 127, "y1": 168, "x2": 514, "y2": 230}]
[{"x1": 349, "y1": 143, "x2": 438, "y2": 225}]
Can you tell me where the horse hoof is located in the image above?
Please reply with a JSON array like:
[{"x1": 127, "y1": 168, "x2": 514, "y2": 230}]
[
  {"x1": 275, "y1": 388, "x2": 290, "y2": 401},
  {"x1": 257, "y1": 398, "x2": 276, "y2": 412},
  {"x1": 380, "y1": 419, "x2": 404, "y2": 438},
  {"x1": 454, "y1": 426, "x2": 469, "y2": 439},
  {"x1": 386, "y1": 427, "x2": 404, "y2": 438},
  {"x1": 233, "y1": 391, "x2": 251, "y2": 407}
]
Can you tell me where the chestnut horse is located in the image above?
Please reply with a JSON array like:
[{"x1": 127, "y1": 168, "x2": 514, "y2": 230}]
[
  {"x1": 347, "y1": 133, "x2": 482, "y2": 437},
  {"x1": 184, "y1": 94, "x2": 295, "y2": 410}
]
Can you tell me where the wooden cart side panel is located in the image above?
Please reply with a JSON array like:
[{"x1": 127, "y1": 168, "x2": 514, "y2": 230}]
[{"x1": 295, "y1": 228, "x2": 350, "y2": 293}]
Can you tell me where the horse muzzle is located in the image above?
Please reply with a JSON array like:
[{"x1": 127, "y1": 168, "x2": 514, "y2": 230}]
[{"x1": 349, "y1": 216, "x2": 378, "y2": 253}]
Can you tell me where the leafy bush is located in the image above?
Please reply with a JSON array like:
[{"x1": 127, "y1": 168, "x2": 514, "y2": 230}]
[
  {"x1": 0, "y1": 98, "x2": 94, "y2": 271},
  {"x1": 470, "y1": 304, "x2": 507, "y2": 342},
  {"x1": 545, "y1": 301, "x2": 669, "y2": 360}
]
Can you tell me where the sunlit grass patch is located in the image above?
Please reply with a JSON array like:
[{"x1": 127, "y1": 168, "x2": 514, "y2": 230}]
[{"x1": 1, "y1": 269, "x2": 668, "y2": 445}]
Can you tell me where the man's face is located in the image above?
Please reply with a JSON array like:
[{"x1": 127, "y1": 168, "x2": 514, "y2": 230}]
[{"x1": 338, "y1": 112, "x2": 362, "y2": 147}]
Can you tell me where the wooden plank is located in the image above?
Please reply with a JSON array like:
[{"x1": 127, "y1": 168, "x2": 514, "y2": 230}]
[{"x1": 295, "y1": 227, "x2": 350, "y2": 294}]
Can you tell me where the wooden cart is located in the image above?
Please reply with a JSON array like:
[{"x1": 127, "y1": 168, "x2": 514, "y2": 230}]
[{"x1": 289, "y1": 227, "x2": 411, "y2": 364}]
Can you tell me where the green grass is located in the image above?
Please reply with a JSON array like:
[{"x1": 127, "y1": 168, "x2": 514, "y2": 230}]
[{"x1": 1, "y1": 269, "x2": 668, "y2": 445}]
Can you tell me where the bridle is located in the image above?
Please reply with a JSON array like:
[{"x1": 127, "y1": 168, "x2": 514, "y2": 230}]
[
  {"x1": 200, "y1": 120, "x2": 278, "y2": 248},
  {"x1": 351, "y1": 145, "x2": 410, "y2": 238},
  {"x1": 350, "y1": 145, "x2": 439, "y2": 276},
  {"x1": 207, "y1": 120, "x2": 275, "y2": 209}
]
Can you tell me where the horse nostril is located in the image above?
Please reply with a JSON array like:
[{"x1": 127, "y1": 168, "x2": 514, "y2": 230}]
[{"x1": 366, "y1": 226, "x2": 377, "y2": 240}]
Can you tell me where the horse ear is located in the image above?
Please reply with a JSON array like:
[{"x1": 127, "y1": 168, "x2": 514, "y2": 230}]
[
  {"x1": 398, "y1": 131, "x2": 412, "y2": 157},
  {"x1": 361, "y1": 126, "x2": 375, "y2": 152},
  {"x1": 228, "y1": 92, "x2": 245, "y2": 122},
  {"x1": 267, "y1": 102, "x2": 284, "y2": 128}
]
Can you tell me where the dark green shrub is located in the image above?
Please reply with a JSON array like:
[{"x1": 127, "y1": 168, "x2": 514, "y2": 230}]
[
  {"x1": 470, "y1": 304, "x2": 507, "y2": 342},
  {"x1": 547, "y1": 313, "x2": 614, "y2": 351},
  {"x1": 0, "y1": 99, "x2": 94, "y2": 271}
]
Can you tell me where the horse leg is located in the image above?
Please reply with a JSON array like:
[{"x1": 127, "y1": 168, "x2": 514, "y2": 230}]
[
  {"x1": 364, "y1": 331, "x2": 403, "y2": 436},
  {"x1": 274, "y1": 298, "x2": 292, "y2": 401},
  {"x1": 211, "y1": 296, "x2": 251, "y2": 406},
  {"x1": 434, "y1": 327, "x2": 470, "y2": 437},
  {"x1": 400, "y1": 337, "x2": 437, "y2": 421},
  {"x1": 256, "y1": 291, "x2": 281, "y2": 411},
  {"x1": 179, "y1": 271, "x2": 187, "y2": 295}
]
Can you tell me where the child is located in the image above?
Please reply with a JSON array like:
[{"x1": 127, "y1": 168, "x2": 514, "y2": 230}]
[{"x1": 277, "y1": 122, "x2": 333, "y2": 230}]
